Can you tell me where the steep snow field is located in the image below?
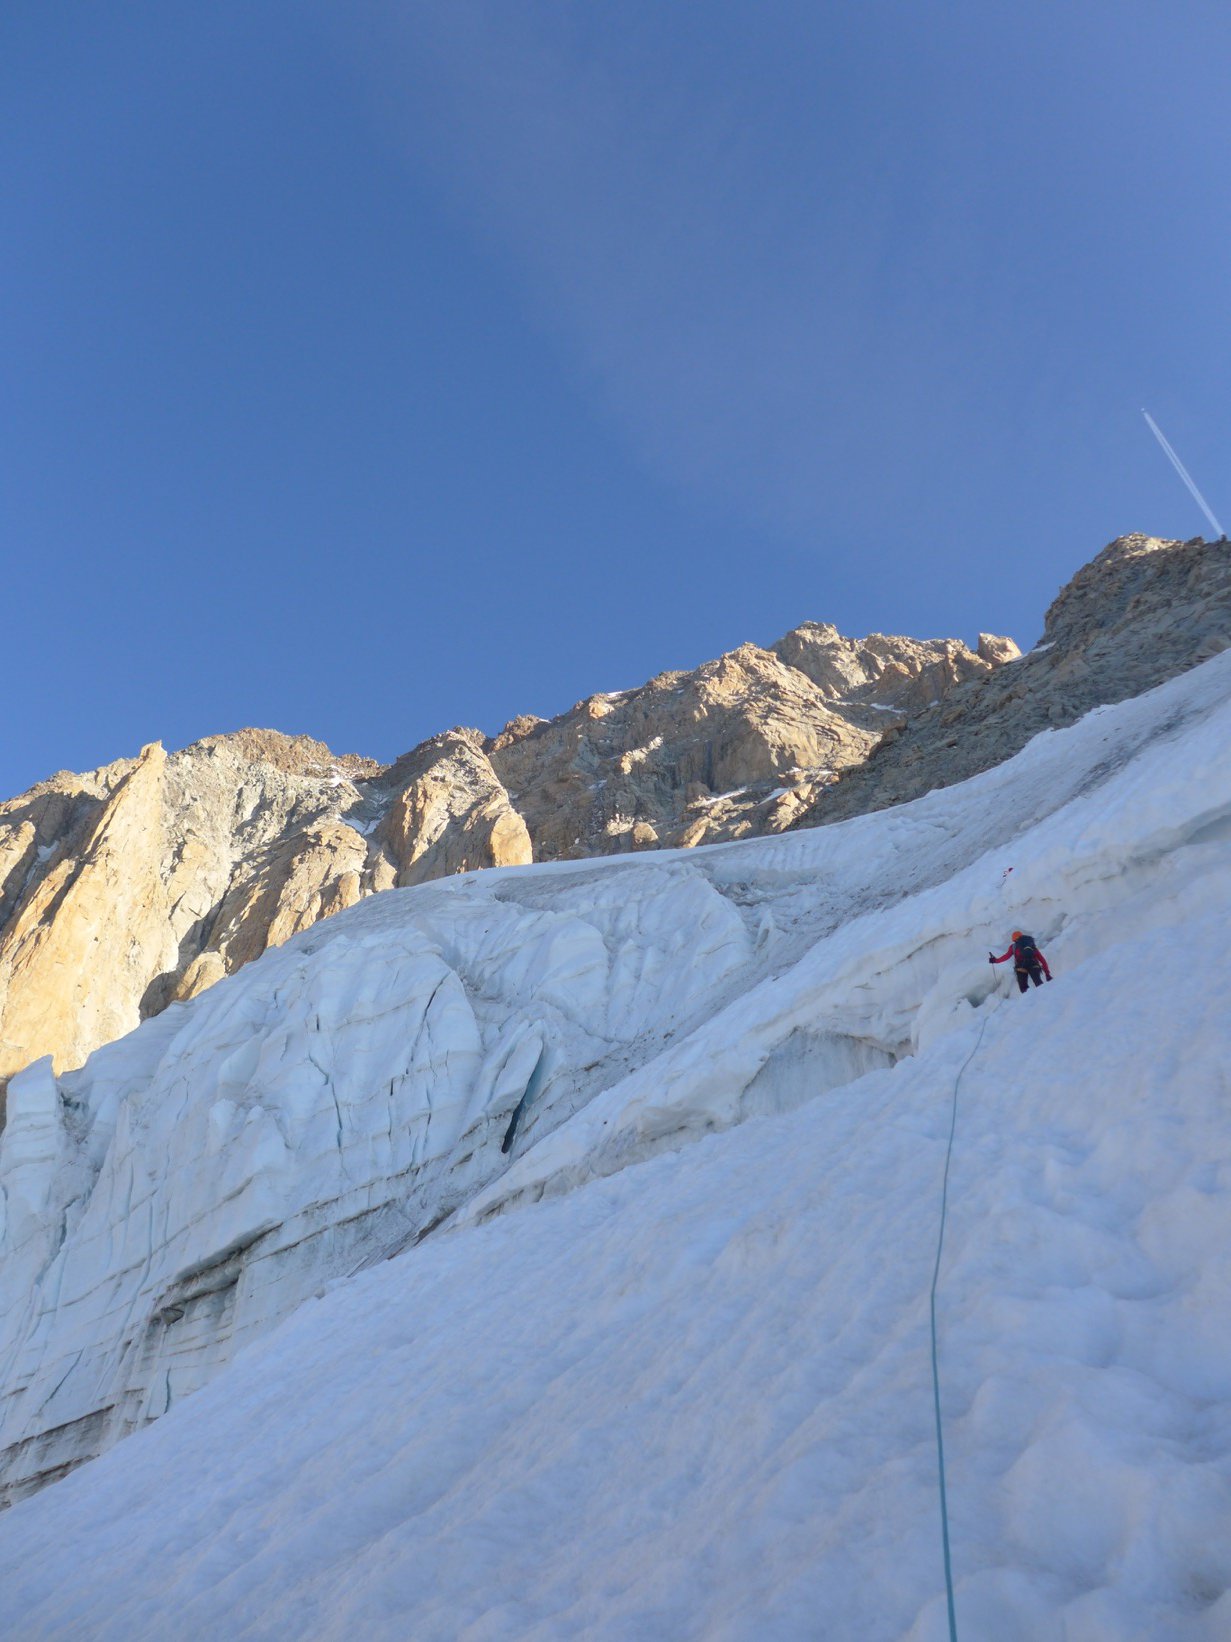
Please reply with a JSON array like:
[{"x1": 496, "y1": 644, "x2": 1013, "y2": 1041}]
[{"x1": 1, "y1": 649, "x2": 1230, "y2": 1637}]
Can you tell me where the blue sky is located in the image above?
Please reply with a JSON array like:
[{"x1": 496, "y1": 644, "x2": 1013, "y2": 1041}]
[{"x1": 3, "y1": 2, "x2": 1228, "y2": 797}]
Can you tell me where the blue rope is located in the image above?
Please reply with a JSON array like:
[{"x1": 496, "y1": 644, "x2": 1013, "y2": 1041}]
[{"x1": 928, "y1": 1017, "x2": 987, "y2": 1642}]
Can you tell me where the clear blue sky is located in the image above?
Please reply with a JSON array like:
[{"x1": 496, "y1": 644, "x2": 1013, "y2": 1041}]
[{"x1": 4, "y1": 2, "x2": 1228, "y2": 797}]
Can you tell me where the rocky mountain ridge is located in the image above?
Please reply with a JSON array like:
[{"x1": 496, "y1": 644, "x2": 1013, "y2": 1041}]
[
  {"x1": 790, "y1": 531, "x2": 1231, "y2": 827},
  {"x1": 0, "y1": 532, "x2": 1224, "y2": 1096}
]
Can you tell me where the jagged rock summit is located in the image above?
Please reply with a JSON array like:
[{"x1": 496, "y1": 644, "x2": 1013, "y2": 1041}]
[
  {"x1": 0, "y1": 532, "x2": 1225, "y2": 1095},
  {"x1": 790, "y1": 531, "x2": 1231, "y2": 827}
]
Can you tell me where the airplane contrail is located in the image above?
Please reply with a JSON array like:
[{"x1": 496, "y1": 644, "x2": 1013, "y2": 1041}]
[{"x1": 1142, "y1": 409, "x2": 1224, "y2": 539}]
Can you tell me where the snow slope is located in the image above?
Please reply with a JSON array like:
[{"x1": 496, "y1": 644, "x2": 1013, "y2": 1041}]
[{"x1": 1, "y1": 649, "x2": 1230, "y2": 1637}]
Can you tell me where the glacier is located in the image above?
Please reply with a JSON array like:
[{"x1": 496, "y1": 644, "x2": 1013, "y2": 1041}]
[{"x1": 0, "y1": 647, "x2": 1229, "y2": 1637}]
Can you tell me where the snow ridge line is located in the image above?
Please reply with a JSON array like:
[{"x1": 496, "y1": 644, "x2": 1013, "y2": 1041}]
[{"x1": 929, "y1": 1016, "x2": 988, "y2": 1642}]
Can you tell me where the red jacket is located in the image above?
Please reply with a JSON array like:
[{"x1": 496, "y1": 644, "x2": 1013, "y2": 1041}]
[{"x1": 991, "y1": 939, "x2": 1051, "y2": 978}]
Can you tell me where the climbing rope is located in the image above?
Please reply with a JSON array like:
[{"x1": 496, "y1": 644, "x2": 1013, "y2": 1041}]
[{"x1": 928, "y1": 1015, "x2": 988, "y2": 1642}]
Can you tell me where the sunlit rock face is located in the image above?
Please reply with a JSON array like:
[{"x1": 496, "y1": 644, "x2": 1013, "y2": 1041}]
[
  {"x1": 0, "y1": 533, "x2": 1223, "y2": 1093},
  {"x1": 486, "y1": 627, "x2": 1004, "y2": 854},
  {"x1": 0, "y1": 734, "x2": 382, "y2": 1092},
  {"x1": 0, "y1": 632, "x2": 1002, "y2": 1095},
  {"x1": 789, "y1": 533, "x2": 1231, "y2": 828}
]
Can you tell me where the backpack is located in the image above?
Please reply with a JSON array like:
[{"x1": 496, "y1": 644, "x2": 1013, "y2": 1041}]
[{"x1": 1014, "y1": 934, "x2": 1040, "y2": 967}]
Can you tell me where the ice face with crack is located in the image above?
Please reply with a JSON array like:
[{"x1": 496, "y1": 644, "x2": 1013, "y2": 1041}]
[{"x1": 0, "y1": 858, "x2": 758, "y2": 1501}]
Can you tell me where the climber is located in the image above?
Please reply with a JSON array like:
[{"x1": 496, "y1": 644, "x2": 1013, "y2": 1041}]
[{"x1": 989, "y1": 930, "x2": 1052, "y2": 993}]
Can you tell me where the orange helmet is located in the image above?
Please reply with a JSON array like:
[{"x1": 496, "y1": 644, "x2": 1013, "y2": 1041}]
[{"x1": 1011, "y1": 930, "x2": 1023, "y2": 941}]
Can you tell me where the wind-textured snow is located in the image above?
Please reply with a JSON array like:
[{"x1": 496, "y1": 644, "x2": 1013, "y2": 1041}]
[{"x1": 1, "y1": 649, "x2": 1230, "y2": 1638}]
